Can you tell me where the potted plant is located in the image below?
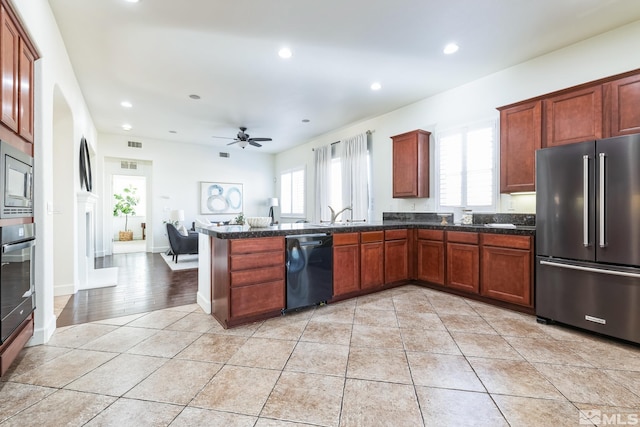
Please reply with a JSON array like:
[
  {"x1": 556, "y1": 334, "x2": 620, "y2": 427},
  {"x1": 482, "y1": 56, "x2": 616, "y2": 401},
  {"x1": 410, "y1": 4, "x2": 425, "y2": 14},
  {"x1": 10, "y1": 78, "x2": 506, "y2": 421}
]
[{"x1": 113, "y1": 185, "x2": 139, "y2": 241}]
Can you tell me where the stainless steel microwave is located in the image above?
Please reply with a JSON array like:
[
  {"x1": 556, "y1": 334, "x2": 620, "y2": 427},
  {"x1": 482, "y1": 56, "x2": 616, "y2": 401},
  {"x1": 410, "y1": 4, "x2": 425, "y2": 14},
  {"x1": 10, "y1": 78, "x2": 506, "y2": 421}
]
[{"x1": 0, "y1": 141, "x2": 33, "y2": 218}]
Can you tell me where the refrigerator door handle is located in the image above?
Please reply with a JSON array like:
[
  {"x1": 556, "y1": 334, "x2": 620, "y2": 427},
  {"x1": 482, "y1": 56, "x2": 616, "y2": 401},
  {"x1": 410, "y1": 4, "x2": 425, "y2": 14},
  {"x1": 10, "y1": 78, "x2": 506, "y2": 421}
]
[
  {"x1": 540, "y1": 260, "x2": 640, "y2": 278},
  {"x1": 599, "y1": 152, "x2": 606, "y2": 248},
  {"x1": 583, "y1": 155, "x2": 590, "y2": 247}
]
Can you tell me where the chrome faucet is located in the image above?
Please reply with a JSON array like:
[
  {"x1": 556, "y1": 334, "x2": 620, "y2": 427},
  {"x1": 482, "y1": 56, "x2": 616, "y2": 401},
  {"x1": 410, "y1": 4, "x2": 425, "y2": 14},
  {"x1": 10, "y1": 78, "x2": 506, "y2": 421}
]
[{"x1": 328, "y1": 205, "x2": 352, "y2": 224}]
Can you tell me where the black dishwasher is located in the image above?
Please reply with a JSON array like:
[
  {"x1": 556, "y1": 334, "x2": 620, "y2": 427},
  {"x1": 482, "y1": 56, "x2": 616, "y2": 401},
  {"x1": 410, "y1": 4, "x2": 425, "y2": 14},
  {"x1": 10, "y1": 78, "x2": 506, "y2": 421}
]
[{"x1": 285, "y1": 233, "x2": 333, "y2": 311}]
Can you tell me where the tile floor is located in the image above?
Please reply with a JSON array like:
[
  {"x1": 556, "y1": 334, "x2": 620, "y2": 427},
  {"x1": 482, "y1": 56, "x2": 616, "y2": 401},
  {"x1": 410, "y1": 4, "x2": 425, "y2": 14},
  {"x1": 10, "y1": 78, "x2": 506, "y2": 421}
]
[{"x1": 2, "y1": 285, "x2": 640, "y2": 426}]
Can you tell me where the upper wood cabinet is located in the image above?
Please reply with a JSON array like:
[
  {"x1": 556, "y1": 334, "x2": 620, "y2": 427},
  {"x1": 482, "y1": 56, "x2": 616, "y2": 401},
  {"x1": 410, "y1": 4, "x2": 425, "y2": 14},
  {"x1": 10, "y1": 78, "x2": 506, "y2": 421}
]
[
  {"x1": 498, "y1": 100, "x2": 541, "y2": 193},
  {"x1": 0, "y1": 3, "x2": 37, "y2": 145},
  {"x1": 544, "y1": 85, "x2": 603, "y2": 147},
  {"x1": 0, "y1": 6, "x2": 19, "y2": 134},
  {"x1": 391, "y1": 129, "x2": 431, "y2": 198},
  {"x1": 605, "y1": 74, "x2": 640, "y2": 137}
]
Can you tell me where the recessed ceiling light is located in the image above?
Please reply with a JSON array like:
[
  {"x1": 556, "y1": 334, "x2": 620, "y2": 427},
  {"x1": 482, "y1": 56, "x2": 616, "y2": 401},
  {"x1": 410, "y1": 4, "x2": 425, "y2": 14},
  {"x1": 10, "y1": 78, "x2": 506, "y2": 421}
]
[
  {"x1": 120, "y1": 101, "x2": 132, "y2": 108},
  {"x1": 443, "y1": 43, "x2": 459, "y2": 54},
  {"x1": 278, "y1": 47, "x2": 292, "y2": 59},
  {"x1": 122, "y1": 124, "x2": 132, "y2": 131},
  {"x1": 370, "y1": 82, "x2": 382, "y2": 91},
  {"x1": 189, "y1": 94, "x2": 201, "y2": 100}
]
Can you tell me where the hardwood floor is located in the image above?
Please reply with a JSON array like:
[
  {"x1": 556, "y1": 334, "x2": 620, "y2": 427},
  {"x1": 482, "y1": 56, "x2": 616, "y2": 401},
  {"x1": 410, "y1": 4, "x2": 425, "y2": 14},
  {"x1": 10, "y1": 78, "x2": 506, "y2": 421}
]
[{"x1": 56, "y1": 252, "x2": 198, "y2": 327}]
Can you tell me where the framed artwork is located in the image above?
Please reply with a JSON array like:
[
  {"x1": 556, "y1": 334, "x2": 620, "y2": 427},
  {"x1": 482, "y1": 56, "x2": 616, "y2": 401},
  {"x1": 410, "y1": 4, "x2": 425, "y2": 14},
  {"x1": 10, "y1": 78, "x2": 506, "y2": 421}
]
[{"x1": 200, "y1": 182, "x2": 243, "y2": 214}]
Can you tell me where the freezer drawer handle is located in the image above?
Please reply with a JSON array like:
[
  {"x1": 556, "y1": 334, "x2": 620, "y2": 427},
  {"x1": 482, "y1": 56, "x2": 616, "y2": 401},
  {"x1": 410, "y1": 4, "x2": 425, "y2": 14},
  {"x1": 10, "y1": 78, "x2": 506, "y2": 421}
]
[
  {"x1": 583, "y1": 155, "x2": 590, "y2": 247},
  {"x1": 540, "y1": 260, "x2": 640, "y2": 278},
  {"x1": 599, "y1": 152, "x2": 606, "y2": 248}
]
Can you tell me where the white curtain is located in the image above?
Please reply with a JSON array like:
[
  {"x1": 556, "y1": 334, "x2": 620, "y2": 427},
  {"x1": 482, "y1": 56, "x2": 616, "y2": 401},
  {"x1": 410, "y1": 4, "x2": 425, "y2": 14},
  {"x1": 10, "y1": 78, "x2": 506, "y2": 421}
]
[
  {"x1": 341, "y1": 133, "x2": 369, "y2": 221},
  {"x1": 314, "y1": 144, "x2": 331, "y2": 222}
]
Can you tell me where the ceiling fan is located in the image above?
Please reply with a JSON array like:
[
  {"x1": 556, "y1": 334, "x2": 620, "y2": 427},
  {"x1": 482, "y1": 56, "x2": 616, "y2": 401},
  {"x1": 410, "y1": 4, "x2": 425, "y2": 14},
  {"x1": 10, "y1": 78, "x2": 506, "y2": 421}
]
[{"x1": 216, "y1": 127, "x2": 272, "y2": 149}]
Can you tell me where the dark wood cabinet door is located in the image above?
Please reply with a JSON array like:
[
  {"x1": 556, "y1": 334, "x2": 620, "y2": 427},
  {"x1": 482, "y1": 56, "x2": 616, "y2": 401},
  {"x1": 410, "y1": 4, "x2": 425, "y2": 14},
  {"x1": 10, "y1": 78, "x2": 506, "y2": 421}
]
[
  {"x1": 392, "y1": 130, "x2": 430, "y2": 198},
  {"x1": 360, "y1": 242, "x2": 384, "y2": 289},
  {"x1": 333, "y1": 244, "x2": 360, "y2": 296},
  {"x1": 606, "y1": 74, "x2": 640, "y2": 137},
  {"x1": 544, "y1": 85, "x2": 603, "y2": 147},
  {"x1": 18, "y1": 39, "x2": 34, "y2": 143},
  {"x1": 446, "y1": 242, "x2": 479, "y2": 293},
  {"x1": 481, "y1": 246, "x2": 532, "y2": 307},
  {"x1": 499, "y1": 100, "x2": 541, "y2": 193},
  {"x1": 0, "y1": 6, "x2": 19, "y2": 133},
  {"x1": 384, "y1": 239, "x2": 408, "y2": 283},
  {"x1": 417, "y1": 239, "x2": 445, "y2": 285}
]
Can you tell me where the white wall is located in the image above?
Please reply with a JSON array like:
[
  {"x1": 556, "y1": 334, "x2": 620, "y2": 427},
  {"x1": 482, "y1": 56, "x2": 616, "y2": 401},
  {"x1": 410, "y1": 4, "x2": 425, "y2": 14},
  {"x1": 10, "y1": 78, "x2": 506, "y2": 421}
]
[
  {"x1": 96, "y1": 133, "x2": 276, "y2": 254},
  {"x1": 12, "y1": 0, "x2": 100, "y2": 344},
  {"x1": 275, "y1": 20, "x2": 640, "y2": 220}
]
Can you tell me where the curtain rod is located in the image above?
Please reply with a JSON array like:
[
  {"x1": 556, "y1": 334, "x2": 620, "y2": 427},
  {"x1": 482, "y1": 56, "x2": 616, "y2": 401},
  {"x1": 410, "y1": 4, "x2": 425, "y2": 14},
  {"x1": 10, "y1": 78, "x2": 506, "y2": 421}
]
[{"x1": 312, "y1": 130, "x2": 375, "y2": 151}]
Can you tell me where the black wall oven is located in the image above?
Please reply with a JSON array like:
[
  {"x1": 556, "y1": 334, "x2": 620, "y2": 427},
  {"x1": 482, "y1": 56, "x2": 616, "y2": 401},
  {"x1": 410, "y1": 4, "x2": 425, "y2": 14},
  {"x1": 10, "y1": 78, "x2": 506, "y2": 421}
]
[{"x1": 0, "y1": 223, "x2": 35, "y2": 344}]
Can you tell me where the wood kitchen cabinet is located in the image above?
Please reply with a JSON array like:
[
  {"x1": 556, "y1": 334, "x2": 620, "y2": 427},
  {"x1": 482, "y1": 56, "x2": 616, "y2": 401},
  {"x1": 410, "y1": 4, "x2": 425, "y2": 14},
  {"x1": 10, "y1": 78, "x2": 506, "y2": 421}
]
[
  {"x1": 416, "y1": 229, "x2": 445, "y2": 285},
  {"x1": 605, "y1": 73, "x2": 640, "y2": 137},
  {"x1": 446, "y1": 231, "x2": 479, "y2": 294},
  {"x1": 0, "y1": 4, "x2": 36, "y2": 145},
  {"x1": 360, "y1": 231, "x2": 384, "y2": 290},
  {"x1": 391, "y1": 129, "x2": 431, "y2": 198},
  {"x1": 544, "y1": 85, "x2": 603, "y2": 147},
  {"x1": 384, "y1": 229, "x2": 409, "y2": 284},
  {"x1": 212, "y1": 236, "x2": 285, "y2": 327},
  {"x1": 333, "y1": 233, "x2": 360, "y2": 297},
  {"x1": 481, "y1": 234, "x2": 533, "y2": 307},
  {"x1": 498, "y1": 100, "x2": 541, "y2": 193}
]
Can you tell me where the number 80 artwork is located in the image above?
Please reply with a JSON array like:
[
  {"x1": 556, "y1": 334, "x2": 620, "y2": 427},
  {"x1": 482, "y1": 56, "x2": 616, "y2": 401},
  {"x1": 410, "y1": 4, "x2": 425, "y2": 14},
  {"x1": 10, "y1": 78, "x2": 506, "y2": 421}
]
[{"x1": 200, "y1": 182, "x2": 243, "y2": 214}]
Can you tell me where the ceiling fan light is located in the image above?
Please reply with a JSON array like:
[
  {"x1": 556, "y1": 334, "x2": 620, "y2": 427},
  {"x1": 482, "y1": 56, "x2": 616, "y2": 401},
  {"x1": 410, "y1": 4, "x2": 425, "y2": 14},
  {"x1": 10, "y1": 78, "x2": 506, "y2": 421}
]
[
  {"x1": 278, "y1": 47, "x2": 292, "y2": 59},
  {"x1": 238, "y1": 140, "x2": 249, "y2": 149}
]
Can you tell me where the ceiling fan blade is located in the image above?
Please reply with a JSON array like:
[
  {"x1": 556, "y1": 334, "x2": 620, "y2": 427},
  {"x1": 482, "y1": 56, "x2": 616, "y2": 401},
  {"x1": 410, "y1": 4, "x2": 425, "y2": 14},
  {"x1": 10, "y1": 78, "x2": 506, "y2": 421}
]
[
  {"x1": 226, "y1": 140, "x2": 239, "y2": 146},
  {"x1": 248, "y1": 137, "x2": 272, "y2": 142},
  {"x1": 212, "y1": 135, "x2": 235, "y2": 140},
  {"x1": 249, "y1": 141, "x2": 262, "y2": 147}
]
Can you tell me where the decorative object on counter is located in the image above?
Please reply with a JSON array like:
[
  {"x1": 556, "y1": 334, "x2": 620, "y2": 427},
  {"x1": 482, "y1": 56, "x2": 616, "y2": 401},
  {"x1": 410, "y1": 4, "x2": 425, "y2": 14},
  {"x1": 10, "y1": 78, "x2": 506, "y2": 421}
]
[
  {"x1": 246, "y1": 217, "x2": 271, "y2": 228},
  {"x1": 233, "y1": 212, "x2": 245, "y2": 225},
  {"x1": 268, "y1": 197, "x2": 279, "y2": 225},
  {"x1": 461, "y1": 209, "x2": 473, "y2": 225},
  {"x1": 79, "y1": 136, "x2": 92, "y2": 192},
  {"x1": 113, "y1": 185, "x2": 139, "y2": 241},
  {"x1": 200, "y1": 182, "x2": 243, "y2": 214},
  {"x1": 437, "y1": 214, "x2": 449, "y2": 225}
]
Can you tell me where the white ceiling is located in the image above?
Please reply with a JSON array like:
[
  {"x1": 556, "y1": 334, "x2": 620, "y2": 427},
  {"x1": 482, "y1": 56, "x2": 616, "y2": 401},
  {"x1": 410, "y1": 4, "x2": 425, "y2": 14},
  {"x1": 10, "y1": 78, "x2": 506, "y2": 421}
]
[{"x1": 48, "y1": 0, "x2": 640, "y2": 153}]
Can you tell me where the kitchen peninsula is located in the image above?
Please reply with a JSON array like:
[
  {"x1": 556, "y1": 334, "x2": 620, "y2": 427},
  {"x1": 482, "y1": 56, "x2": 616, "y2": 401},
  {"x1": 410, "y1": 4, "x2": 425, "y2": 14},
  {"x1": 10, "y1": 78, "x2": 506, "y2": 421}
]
[{"x1": 196, "y1": 213, "x2": 536, "y2": 329}]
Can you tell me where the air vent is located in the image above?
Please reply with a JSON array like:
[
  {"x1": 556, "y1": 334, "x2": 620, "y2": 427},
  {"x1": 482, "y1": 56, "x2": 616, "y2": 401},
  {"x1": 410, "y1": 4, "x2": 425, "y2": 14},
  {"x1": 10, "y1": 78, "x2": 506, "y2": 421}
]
[
  {"x1": 219, "y1": 152, "x2": 230, "y2": 158},
  {"x1": 120, "y1": 161, "x2": 138, "y2": 170},
  {"x1": 128, "y1": 141, "x2": 142, "y2": 148}
]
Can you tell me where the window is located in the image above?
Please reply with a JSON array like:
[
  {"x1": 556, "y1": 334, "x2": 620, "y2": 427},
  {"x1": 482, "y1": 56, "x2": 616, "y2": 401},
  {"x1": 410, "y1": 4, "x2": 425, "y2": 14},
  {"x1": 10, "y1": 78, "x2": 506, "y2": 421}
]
[
  {"x1": 280, "y1": 167, "x2": 305, "y2": 217},
  {"x1": 436, "y1": 120, "x2": 497, "y2": 211}
]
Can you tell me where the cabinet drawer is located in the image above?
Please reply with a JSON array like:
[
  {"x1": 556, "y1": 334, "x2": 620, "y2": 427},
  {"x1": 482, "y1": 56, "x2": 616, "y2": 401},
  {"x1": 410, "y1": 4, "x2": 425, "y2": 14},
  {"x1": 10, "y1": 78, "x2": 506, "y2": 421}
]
[
  {"x1": 334, "y1": 232, "x2": 359, "y2": 246},
  {"x1": 385, "y1": 229, "x2": 408, "y2": 240},
  {"x1": 231, "y1": 265, "x2": 284, "y2": 287},
  {"x1": 230, "y1": 280, "x2": 284, "y2": 318},
  {"x1": 360, "y1": 231, "x2": 384, "y2": 243},
  {"x1": 447, "y1": 231, "x2": 478, "y2": 244},
  {"x1": 482, "y1": 233, "x2": 531, "y2": 250},
  {"x1": 417, "y1": 229, "x2": 444, "y2": 241},
  {"x1": 230, "y1": 251, "x2": 284, "y2": 271},
  {"x1": 230, "y1": 237, "x2": 284, "y2": 254}
]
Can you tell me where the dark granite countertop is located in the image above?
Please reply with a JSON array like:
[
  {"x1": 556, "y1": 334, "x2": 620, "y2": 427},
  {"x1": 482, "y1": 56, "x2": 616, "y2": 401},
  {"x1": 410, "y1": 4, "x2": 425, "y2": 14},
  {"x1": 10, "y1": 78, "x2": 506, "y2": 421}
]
[{"x1": 195, "y1": 220, "x2": 535, "y2": 239}]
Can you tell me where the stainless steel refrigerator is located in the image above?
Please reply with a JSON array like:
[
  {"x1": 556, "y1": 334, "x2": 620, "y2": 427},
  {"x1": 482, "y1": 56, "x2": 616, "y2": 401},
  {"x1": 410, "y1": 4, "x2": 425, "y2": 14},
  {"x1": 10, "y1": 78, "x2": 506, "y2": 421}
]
[{"x1": 536, "y1": 133, "x2": 640, "y2": 344}]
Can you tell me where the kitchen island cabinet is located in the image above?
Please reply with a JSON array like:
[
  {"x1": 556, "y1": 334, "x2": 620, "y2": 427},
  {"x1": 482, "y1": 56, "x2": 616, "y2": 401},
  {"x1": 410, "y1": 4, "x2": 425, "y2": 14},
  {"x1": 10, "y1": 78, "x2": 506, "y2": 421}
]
[
  {"x1": 360, "y1": 231, "x2": 384, "y2": 290},
  {"x1": 197, "y1": 221, "x2": 536, "y2": 328},
  {"x1": 333, "y1": 232, "x2": 360, "y2": 297},
  {"x1": 212, "y1": 236, "x2": 285, "y2": 328}
]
